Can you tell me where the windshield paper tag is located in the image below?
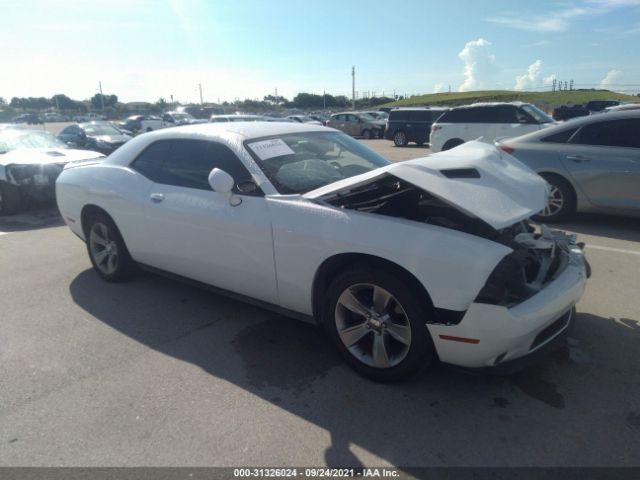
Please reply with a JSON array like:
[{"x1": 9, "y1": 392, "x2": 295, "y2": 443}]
[{"x1": 248, "y1": 138, "x2": 295, "y2": 160}]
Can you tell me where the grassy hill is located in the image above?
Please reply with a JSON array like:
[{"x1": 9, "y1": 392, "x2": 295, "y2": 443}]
[{"x1": 384, "y1": 89, "x2": 639, "y2": 109}]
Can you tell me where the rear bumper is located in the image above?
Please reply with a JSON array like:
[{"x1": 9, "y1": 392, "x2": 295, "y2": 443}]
[{"x1": 428, "y1": 248, "x2": 587, "y2": 369}]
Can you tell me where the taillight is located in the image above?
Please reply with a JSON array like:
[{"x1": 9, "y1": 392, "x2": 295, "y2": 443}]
[{"x1": 499, "y1": 145, "x2": 515, "y2": 154}]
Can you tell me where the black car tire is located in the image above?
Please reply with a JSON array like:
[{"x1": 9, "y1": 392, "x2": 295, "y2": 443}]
[
  {"x1": 442, "y1": 139, "x2": 464, "y2": 151},
  {"x1": 321, "y1": 264, "x2": 437, "y2": 382},
  {"x1": 0, "y1": 182, "x2": 22, "y2": 215},
  {"x1": 84, "y1": 211, "x2": 136, "y2": 282},
  {"x1": 393, "y1": 131, "x2": 408, "y2": 147},
  {"x1": 146, "y1": 127, "x2": 153, "y2": 132},
  {"x1": 416, "y1": 141, "x2": 425, "y2": 146},
  {"x1": 532, "y1": 174, "x2": 577, "y2": 223},
  {"x1": 362, "y1": 129, "x2": 373, "y2": 139}
]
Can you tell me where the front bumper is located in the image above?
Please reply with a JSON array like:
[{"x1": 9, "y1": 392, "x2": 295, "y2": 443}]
[{"x1": 428, "y1": 248, "x2": 587, "y2": 370}]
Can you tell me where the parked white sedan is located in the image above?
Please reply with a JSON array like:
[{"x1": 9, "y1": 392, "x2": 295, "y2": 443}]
[{"x1": 56, "y1": 123, "x2": 589, "y2": 381}]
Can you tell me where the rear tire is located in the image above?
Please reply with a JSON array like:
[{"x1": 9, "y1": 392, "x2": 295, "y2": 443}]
[
  {"x1": 321, "y1": 265, "x2": 436, "y2": 382},
  {"x1": 532, "y1": 174, "x2": 576, "y2": 222},
  {"x1": 393, "y1": 131, "x2": 408, "y2": 147},
  {"x1": 0, "y1": 182, "x2": 22, "y2": 215},
  {"x1": 84, "y1": 211, "x2": 136, "y2": 282},
  {"x1": 361, "y1": 129, "x2": 373, "y2": 139},
  {"x1": 442, "y1": 139, "x2": 464, "y2": 151}
]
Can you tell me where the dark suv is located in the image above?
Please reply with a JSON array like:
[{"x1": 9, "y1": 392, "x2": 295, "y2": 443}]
[
  {"x1": 585, "y1": 100, "x2": 620, "y2": 114},
  {"x1": 384, "y1": 107, "x2": 448, "y2": 147}
]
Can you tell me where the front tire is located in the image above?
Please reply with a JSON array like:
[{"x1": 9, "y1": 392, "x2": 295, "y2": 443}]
[
  {"x1": 321, "y1": 265, "x2": 436, "y2": 382},
  {"x1": 85, "y1": 212, "x2": 136, "y2": 282},
  {"x1": 393, "y1": 131, "x2": 408, "y2": 147},
  {"x1": 0, "y1": 182, "x2": 22, "y2": 215},
  {"x1": 361, "y1": 129, "x2": 373, "y2": 139},
  {"x1": 532, "y1": 174, "x2": 576, "y2": 222}
]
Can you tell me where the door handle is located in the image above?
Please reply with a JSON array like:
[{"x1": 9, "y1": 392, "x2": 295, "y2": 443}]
[
  {"x1": 150, "y1": 193, "x2": 164, "y2": 203},
  {"x1": 566, "y1": 155, "x2": 591, "y2": 163}
]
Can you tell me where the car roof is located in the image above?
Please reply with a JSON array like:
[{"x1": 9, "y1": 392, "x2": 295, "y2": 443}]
[
  {"x1": 452, "y1": 101, "x2": 528, "y2": 109},
  {"x1": 503, "y1": 110, "x2": 640, "y2": 143},
  {"x1": 390, "y1": 106, "x2": 448, "y2": 111},
  {"x1": 104, "y1": 122, "x2": 332, "y2": 167}
]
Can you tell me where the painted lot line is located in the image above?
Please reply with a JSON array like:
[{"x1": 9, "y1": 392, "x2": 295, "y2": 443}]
[{"x1": 586, "y1": 244, "x2": 640, "y2": 256}]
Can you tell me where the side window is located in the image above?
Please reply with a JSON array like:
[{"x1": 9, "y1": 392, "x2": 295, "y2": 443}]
[
  {"x1": 473, "y1": 107, "x2": 499, "y2": 123},
  {"x1": 61, "y1": 126, "x2": 77, "y2": 135},
  {"x1": 333, "y1": 115, "x2": 344, "y2": 122},
  {"x1": 389, "y1": 111, "x2": 408, "y2": 122},
  {"x1": 540, "y1": 127, "x2": 579, "y2": 144},
  {"x1": 131, "y1": 140, "x2": 262, "y2": 194},
  {"x1": 495, "y1": 106, "x2": 519, "y2": 123},
  {"x1": 571, "y1": 119, "x2": 640, "y2": 148}
]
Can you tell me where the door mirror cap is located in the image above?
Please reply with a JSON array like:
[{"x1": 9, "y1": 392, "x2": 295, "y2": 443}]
[{"x1": 208, "y1": 168, "x2": 242, "y2": 206}]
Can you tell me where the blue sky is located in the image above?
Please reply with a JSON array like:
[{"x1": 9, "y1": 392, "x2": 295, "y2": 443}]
[{"x1": 1, "y1": 0, "x2": 639, "y2": 103}]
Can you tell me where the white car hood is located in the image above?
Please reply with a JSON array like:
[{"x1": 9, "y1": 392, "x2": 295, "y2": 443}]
[
  {"x1": 305, "y1": 141, "x2": 549, "y2": 230},
  {"x1": 0, "y1": 148, "x2": 104, "y2": 166}
]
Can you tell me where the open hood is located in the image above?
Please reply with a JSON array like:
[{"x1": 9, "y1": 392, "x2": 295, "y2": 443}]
[
  {"x1": 305, "y1": 141, "x2": 549, "y2": 230},
  {"x1": 0, "y1": 148, "x2": 105, "y2": 166}
]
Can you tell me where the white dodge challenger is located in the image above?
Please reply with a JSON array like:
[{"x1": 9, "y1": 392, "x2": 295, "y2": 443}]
[{"x1": 56, "y1": 122, "x2": 589, "y2": 381}]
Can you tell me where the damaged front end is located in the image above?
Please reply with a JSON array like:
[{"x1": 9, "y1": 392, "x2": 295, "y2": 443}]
[
  {"x1": 4, "y1": 162, "x2": 67, "y2": 202},
  {"x1": 475, "y1": 224, "x2": 591, "y2": 307},
  {"x1": 313, "y1": 171, "x2": 589, "y2": 311}
]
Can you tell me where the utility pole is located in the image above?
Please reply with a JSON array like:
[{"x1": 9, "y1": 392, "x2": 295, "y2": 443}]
[
  {"x1": 352, "y1": 66, "x2": 355, "y2": 110},
  {"x1": 323, "y1": 89, "x2": 326, "y2": 111},
  {"x1": 199, "y1": 83, "x2": 204, "y2": 105},
  {"x1": 98, "y1": 81, "x2": 105, "y2": 112}
]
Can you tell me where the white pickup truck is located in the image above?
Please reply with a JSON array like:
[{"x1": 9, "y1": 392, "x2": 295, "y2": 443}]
[{"x1": 120, "y1": 115, "x2": 168, "y2": 133}]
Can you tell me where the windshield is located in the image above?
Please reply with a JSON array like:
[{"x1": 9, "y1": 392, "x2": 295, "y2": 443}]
[
  {"x1": 522, "y1": 104, "x2": 553, "y2": 124},
  {"x1": 245, "y1": 131, "x2": 390, "y2": 194},
  {"x1": 172, "y1": 113, "x2": 193, "y2": 121},
  {"x1": 82, "y1": 123, "x2": 122, "y2": 135},
  {"x1": 0, "y1": 130, "x2": 67, "y2": 153}
]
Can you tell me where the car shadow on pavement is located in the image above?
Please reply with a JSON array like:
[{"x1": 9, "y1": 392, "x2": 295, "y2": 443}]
[
  {"x1": 557, "y1": 212, "x2": 640, "y2": 243},
  {"x1": 0, "y1": 205, "x2": 64, "y2": 232},
  {"x1": 69, "y1": 269, "x2": 640, "y2": 467}
]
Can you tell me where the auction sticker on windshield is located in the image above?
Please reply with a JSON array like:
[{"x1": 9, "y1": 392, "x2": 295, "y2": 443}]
[{"x1": 248, "y1": 138, "x2": 295, "y2": 160}]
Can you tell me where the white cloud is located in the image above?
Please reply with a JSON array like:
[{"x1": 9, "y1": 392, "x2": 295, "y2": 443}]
[
  {"x1": 599, "y1": 69, "x2": 623, "y2": 88},
  {"x1": 526, "y1": 40, "x2": 552, "y2": 47},
  {"x1": 543, "y1": 74, "x2": 558, "y2": 85},
  {"x1": 432, "y1": 83, "x2": 445, "y2": 93},
  {"x1": 487, "y1": 7, "x2": 590, "y2": 32},
  {"x1": 487, "y1": 0, "x2": 640, "y2": 32},
  {"x1": 458, "y1": 38, "x2": 498, "y2": 92},
  {"x1": 514, "y1": 60, "x2": 543, "y2": 90}
]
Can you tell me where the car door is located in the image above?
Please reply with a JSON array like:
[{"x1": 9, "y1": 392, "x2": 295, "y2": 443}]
[
  {"x1": 332, "y1": 114, "x2": 347, "y2": 133},
  {"x1": 129, "y1": 138, "x2": 279, "y2": 304},
  {"x1": 463, "y1": 106, "x2": 498, "y2": 143},
  {"x1": 493, "y1": 105, "x2": 531, "y2": 140},
  {"x1": 558, "y1": 118, "x2": 640, "y2": 210}
]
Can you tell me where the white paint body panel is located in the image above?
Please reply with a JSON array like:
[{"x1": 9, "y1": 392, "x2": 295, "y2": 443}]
[{"x1": 56, "y1": 122, "x2": 587, "y2": 369}]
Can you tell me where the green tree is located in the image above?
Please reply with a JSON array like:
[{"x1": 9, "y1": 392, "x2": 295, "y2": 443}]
[
  {"x1": 51, "y1": 94, "x2": 76, "y2": 111},
  {"x1": 90, "y1": 93, "x2": 118, "y2": 109}
]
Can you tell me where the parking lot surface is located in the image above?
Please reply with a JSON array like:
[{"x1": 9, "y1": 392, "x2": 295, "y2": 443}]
[{"x1": 1, "y1": 139, "x2": 639, "y2": 467}]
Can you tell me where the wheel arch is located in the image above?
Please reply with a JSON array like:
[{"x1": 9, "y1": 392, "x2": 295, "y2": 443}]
[
  {"x1": 81, "y1": 204, "x2": 117, "y2": 238},
  {"x1": 442, "y1": 138, "x2": 465, "y2": 151},
  {"x1": 537, "y1": 171, "x2": 579, "y2": 204},
  {"x1": 311, "y1": 253, "x2": 436, "y2": 321}
]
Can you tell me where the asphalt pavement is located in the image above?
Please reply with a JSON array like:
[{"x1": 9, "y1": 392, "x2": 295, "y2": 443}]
[{"x1": 0, "y1": 139, "x2": 639, "y2": 467}]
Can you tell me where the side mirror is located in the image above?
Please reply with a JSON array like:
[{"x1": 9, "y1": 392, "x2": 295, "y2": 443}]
[{"x1": 208, "y1": 168, "x2": 242, "y2": 206}]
